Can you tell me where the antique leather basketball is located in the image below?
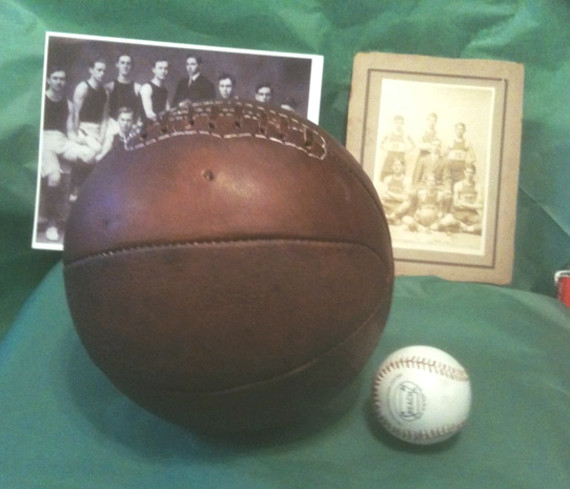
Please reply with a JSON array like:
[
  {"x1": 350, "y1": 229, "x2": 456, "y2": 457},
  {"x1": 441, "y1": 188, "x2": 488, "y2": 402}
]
[{"x1": 63, "y1": 101, "x2": 394, "y2": 433}]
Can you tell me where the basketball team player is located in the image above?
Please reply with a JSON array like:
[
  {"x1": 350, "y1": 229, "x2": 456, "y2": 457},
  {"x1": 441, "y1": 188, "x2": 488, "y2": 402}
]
[
  {"x1": 379, "y1": 114, "x2": 415, "y2": 180},
  {"x1": 72, "y1": 57, "x2": 108, "y2": 146},
  {"x1": 105, "y1": 54, "x2": 142, "y2": 123},
  {"x1": 216, "y1": 73, "x2": 238, "y2": 100},
  {"x1": 402, "y1": 173, "x2": 446, "y2": 232},
  {"x1": 140, "y1": 58, "x2": 170, "y2": 123},
  {"x1": 439, "y1": 164, "x2": 484, "y2": 234},
  {"x1": 97, "y1": 107, "x2": 136, "y2": 161},
  {"x1": 254, "y1": 82, "x2": 273, "y2": 103},
  {"x1": 444, "y1": 122, "x2": 476, "y2": 185},
  {"x1": 41, "y1": 66, "x2": 99, "y2": 241},
  {"x1": 413, "y1": 113, "x2": 440, "y2": 185},
  {"x1": 70, "y1": 58, "x2": 109, "y2": 200},
  {"x1": 378, "y1": 159, "x2": 411, "y2": 225}
]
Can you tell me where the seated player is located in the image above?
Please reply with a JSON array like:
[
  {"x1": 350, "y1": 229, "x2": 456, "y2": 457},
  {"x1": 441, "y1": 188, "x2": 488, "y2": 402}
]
[
  {"x1": 96, "y1": 107, "x2": 136, "y2": 161},
  {"x1": 439, "y1": 164, "x2": 484, "y2": 235},
  {"x1": 378, "y1": 159, "x2": 411, "y2": 225},
  {"x1": 402, "y1": 173, "x2": 445, "y2": 232},
  {"x1": 40, "y1": 66, "x2": 99, "y2": 241}
]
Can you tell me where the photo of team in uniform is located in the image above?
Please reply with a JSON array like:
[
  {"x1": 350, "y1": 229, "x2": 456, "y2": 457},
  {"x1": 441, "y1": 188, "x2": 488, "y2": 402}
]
[
  {"x1": 33, "y1": 32, "x2": 323, "y2": 250},
  {"x1": 372, "y1": 79, "x2": 494, "y2": 255}
]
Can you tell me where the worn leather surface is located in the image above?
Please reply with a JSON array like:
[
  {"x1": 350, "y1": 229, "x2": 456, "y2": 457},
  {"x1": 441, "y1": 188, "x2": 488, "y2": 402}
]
[{"x1": 63, "y1": 102, "x2": 394, "y2": 432}]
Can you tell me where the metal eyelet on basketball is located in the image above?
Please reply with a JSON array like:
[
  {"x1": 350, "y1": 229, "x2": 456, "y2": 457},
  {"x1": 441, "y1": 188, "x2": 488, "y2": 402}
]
[
  {"x1": 208, "y1": 105, "x2": 218, "y2": 130},
  {"x1": 186, "y1": 107, "x2": 195, "y2": 129},
  {"x1": 277, "y1": 115, "x2": 289, "y2": 140},
  {"x1": 234, "y1": 105, "x2": 243, "y2": 129},
  {"x1": 258, "y1": 110, "x2": 268, "y2": 135}
]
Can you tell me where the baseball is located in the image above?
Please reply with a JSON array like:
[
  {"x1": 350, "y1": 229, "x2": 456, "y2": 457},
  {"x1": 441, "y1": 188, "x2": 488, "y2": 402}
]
[{"x1": 372, "y1": 345, "x2": 471, "y2": 445}]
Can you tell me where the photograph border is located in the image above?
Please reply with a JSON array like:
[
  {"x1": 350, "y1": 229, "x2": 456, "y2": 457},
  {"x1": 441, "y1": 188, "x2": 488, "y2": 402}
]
[
  {"x1": 32, "y1": 31, "x2": 324, "y2": 251},
  {"x1": 346, "y1": 52, "x2": 524, "y2": 284}
]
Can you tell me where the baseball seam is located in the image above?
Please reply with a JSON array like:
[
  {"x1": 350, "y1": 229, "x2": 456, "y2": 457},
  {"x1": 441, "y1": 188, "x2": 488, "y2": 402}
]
[
  {"x1": 374, "y1": 356, "x2": 469, "y2": 382},
  {"x1": 373, "y1": 407, "x2": 467, "y2": 442}
]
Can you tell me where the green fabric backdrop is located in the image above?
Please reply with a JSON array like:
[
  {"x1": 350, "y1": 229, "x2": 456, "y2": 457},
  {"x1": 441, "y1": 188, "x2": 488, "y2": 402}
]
[
  {"x1": 2, "y1": 1, "x2": 570, "y2": 339},
  {"x1": 0, "y1": 2, "x2": 569, "y2": 488}
]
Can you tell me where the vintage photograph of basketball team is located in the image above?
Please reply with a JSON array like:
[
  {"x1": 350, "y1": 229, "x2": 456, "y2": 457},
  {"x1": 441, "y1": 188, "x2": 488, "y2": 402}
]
[
  {"x1": 347, "y1": 52, "x2": 523, "y2": 283},
  {"x1": 33, "y1": 32, "x2": 324, "y2": 250}
]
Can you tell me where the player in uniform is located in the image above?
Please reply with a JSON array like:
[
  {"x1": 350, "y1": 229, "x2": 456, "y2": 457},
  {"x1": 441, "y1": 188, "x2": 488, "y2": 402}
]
[
  {"x1": 444, "y1": 122, "x2": 476, "y2": 185},
  {"x1": 70, "y1": 58, "x2": 109, "y2": 200},
  {"x1": 378, "y1": 159, "x2": 411, "y2": 225},
  {"x1": 97, "y1": 107, "x2": 136, "y2": 161},
  {"x1": 72, "y1": 58, "x2": 108, "y2": 145},
  {"x1": 412, "y1": 113, "x2": 440, "y2": 184},
  {"x1": 379, "y1": 115, "x2": 415, "y2": 180},
  {"x1": 254, "y1": 83, "x2": 273, "y2": 103},
  {"x1": 105, "y1": 54, "x2": 142, "y2": 123},
  {"x1": 402, "y1": 173, "x2": 445, "y2": 232},
  {"x1": 172, "y1": 54, "x2": 216, "y2": 107},
  {"x1": 216, "y1": 73, "x2": 237, "y2": 100},
  {"x1": 40, "y1": 67, "x2": 99, "y2": 241},
  {"x1": 439, "y1": 164, "x2": 484, "y2": 234},
  {"x1": 140, "y1": 59, "x2": 170, "y2": 124}
]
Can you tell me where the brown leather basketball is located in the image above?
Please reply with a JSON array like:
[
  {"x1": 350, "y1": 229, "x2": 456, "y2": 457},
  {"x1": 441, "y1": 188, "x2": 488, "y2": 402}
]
[{"x1": 63, "y1": 101, "x2": 394, "y2": 433}]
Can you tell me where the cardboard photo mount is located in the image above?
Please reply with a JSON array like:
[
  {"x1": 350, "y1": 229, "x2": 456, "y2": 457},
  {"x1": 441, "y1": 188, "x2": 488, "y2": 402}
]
[{"x1": 347, "y1": 52, "x2": 524, "y2": 284}]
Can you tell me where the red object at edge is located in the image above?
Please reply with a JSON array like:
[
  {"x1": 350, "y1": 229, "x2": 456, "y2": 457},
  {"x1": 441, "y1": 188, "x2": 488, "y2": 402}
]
[{"x1": 554, "y1": 271, "x2": 570, "y2": 307}]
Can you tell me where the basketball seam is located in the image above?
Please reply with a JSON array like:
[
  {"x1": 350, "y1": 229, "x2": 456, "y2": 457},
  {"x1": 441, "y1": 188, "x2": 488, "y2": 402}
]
[
  {"x1": 115, "y1": 279, "x2": 392, "y2": 397},
  {"x1": 63, "y1": 236, "x2": 386, "y2": 268}
]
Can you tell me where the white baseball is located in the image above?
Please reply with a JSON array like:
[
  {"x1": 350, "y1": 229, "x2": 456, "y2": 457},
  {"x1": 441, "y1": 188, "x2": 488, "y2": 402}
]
[{"x1": 372, "y1": 345, "x2": 471, "y2": 445}]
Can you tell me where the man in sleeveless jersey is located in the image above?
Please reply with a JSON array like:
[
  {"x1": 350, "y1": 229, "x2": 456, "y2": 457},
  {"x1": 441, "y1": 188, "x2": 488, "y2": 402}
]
[
  {"x1": 413, "y1": 113, "x2": 439, "y2": 184},
  {"x1": 72, "y1": 58, "x2": 108, "y2": 148},
  {"x1": 378, "y1": 159, "x2": 412, "y2": 225},
  {"x1": 444, "y1": 122, "x2": 476, "y2": 185},
  {"x1": 173, "y1": 53, "x2": 216, "y2": 108},
  {"x1": 105, "y1": 54, "x2": 141, "y2": 123},
  {"x1": 379, "y1": 114, "x2": 415, "y2": 180},
  {"x1": 140, "y1": 59, "x2": 170, "y2": 123},
  {"x1": 70, "y1": 58, "x2": 108, "y2": 201},
  {"x1": 40, "y1": 67, "x2": 98, "y2": 242},
  {"x1": 440, "y1": 164, "x2": 484, "y2": 235}
]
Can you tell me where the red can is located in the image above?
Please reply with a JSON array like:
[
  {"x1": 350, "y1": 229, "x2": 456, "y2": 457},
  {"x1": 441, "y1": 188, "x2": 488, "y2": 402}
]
[{"x1": 554, "y1": 270, "x2": 570, "y2": 307}]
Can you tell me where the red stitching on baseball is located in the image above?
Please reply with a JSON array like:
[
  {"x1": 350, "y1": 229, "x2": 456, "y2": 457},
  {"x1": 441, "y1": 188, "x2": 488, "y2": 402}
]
[{"x1": 375, "y1": 356, "x2": 468, "y2": 382}]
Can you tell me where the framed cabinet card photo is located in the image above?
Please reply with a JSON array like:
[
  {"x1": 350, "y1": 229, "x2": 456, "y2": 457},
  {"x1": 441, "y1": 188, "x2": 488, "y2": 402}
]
[{"x1": 346, "y1": 52, "x2": 524, "y2": 284}]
